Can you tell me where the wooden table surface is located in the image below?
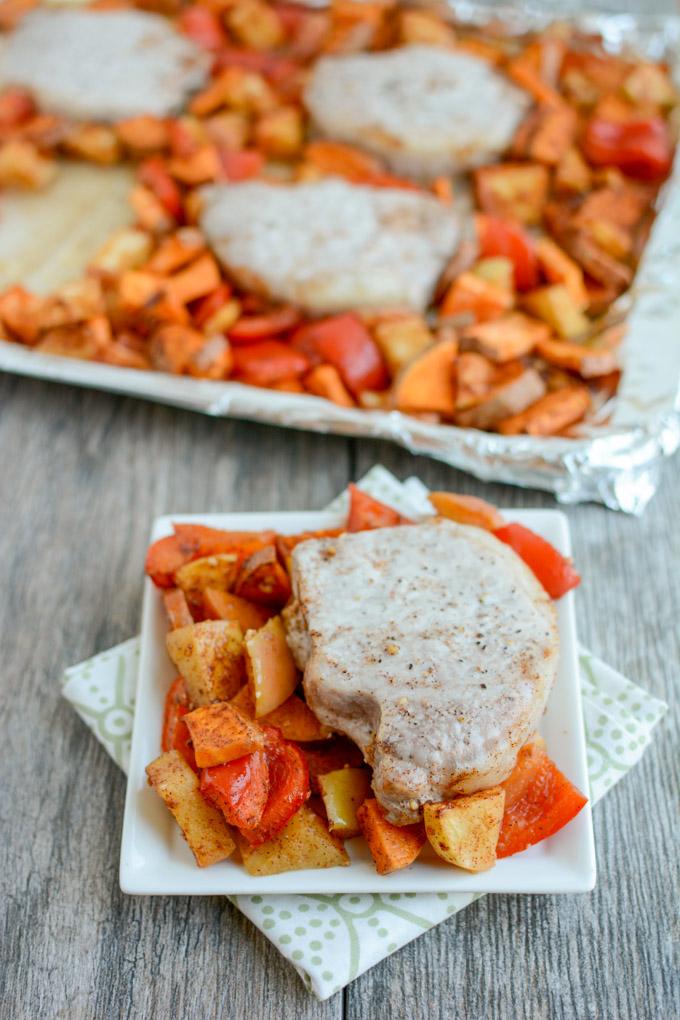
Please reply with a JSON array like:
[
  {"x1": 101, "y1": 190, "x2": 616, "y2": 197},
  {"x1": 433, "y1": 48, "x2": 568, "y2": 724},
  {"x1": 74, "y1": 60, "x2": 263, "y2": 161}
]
[{"x1": 1, "y1": 371, "x2": 678, "y2": 1019}]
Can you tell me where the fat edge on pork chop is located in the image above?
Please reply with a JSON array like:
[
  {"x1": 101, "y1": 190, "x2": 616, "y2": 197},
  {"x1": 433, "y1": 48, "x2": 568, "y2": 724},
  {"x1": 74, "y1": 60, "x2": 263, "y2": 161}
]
[{"x1": 283, "y1": 519, "x2": 558, "y2": 825}]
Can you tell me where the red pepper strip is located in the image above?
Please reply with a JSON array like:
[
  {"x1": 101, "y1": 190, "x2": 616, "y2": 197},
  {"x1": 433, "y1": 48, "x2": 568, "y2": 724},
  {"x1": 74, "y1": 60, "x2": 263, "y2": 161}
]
[
  {"x1": 229, "y1": 306, "x2": 302, "y2": 343},
  {"x1": 497, "y1": 741, "x2": 588, "y2": 858},
  {"x1": 201, "y1": 750, "x2": 269, "y2": 830},
  {"x1": 494, "y1": 522, "x2": 581, "y2": 599},
  {"x1": 476, "y1": 214, "x2": 539, "y2": 291},
  {"x1": 583, "y1": 117, "x2": 673, "y2": 182},
  {"x1": 177, "y1": 6, "x2": 229, "y2": 51},
  {"x1": 238, "y1": 727, "x2": 310, "y2": 846},
  {"x1": 0, "y1": 88, "x2": 35, "y2": 129},
  {"x1": 161, "y1": 677, "x2": 197, "y2": 771},
  {"x1": 291, "y1": 314, "x2": 388, "y2": 395},
  {"x1": 346, "y1": 483, "x2": 413, "y2": 532},
  {"x1": 138, "y1": 158, "x2": 183, "y2": 221},
  {"x1": 232, "y1": 341, "x2": 310, "y2": 387}
]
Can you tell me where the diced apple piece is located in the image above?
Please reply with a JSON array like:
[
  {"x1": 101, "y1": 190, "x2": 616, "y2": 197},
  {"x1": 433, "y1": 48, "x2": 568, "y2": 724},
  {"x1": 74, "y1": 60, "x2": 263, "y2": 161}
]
[
  {"x1": 423, "y1": 788, "x2": 505, "y2": 872},
  {"x1": 523, "y1": 284, "x2": 589, "y2": 339},
  {"x1": 535, "y1": 238, "x2": 588, "y2": 311},
  {"x1": 372, "y1": 315, "x2": 434, "y2": 376},
  {"x1": 474, "y1": 163, "x2": 549, "y2": 225},
  {"x1": 184, "y1": 701, "x2": 264, "y2": 767},
  {"x1": 471, "y1": 257, "x2": 514, "y2": 292},
  {"x1": 429, "y1": 492, "x2": 504, "y2": 530},
  {"x1": 238, "y1": 804, "x2": 349, "y2": 876},
  {"x1": 356, "y1": 799, "x2": 426, "y2": 875},
  {"x1": 146, "y1": 750, "x2": 236, "y2": 867},
  {"x1": 398, "y1": 9, "x2": 457, "y2": 46},
  {"x1": 318, "y1": 768, "x2": 373, "y2": 838},
  {"x1": 623, "y1": 63, "x2": 677, "y2": 106},
  {"x1": 166, "y1": 620, "x2": 245, "y2": 706},
  {"x1": 163, "y1": 588, "x2": 194, "y2": 630},
  {"x1": 174, "y1": 553, "x2": 240, "y2": 606},
  {"x1": 91, "y1": 227, "x2": 153, "y2": 274},
  {"x1": 245, "y1": 615, "x2": 299, "y2": 717}
]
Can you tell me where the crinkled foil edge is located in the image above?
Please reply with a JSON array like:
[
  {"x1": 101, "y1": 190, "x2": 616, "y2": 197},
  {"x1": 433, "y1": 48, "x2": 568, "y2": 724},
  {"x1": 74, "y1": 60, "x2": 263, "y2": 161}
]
[{"x1": 1, "y1": 1, "x2": 679, "y2": 513}]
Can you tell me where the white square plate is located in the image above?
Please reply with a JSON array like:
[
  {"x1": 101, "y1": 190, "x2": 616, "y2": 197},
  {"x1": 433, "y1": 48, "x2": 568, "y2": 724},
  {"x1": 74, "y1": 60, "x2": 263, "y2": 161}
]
[{"x1": 120, "y1": 508, "x2": 596, "y2": 896}]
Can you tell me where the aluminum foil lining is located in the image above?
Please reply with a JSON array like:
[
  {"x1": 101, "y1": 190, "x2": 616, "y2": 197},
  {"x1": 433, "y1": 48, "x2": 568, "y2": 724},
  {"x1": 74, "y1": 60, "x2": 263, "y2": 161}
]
[{"x1": 1, "y1": 1, "x2": 679, "y2": 513}]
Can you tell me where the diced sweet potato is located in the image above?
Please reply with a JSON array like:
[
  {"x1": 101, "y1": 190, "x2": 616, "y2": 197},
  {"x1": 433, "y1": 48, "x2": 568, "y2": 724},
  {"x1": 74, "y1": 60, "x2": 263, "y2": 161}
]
[
  {"x1": 226, "y1": 0, "x2": 284, "y2": 50},
  {"x1": 429, "y1": 492, "x2": 504, "y2": 530},
  {"x1": 245, "y1": 615, "x2": 299, "y2": 717},
  {"x1": 117, "y1": 115, "x2": 169, "y2": 154},
  {"x1": 440, "y1": 272, "x2": 514, "y2": 323},
  {"x1": 184, "y1": 701, "x2": 265, "y2": 767},
  {"x1": 498, "y1": 386, "x2": 591, "y2": 436},
  {"x1": 166, "y1": 620, "x2": 245, "y2": 705},
  {"x1": 474, "y1": 163, "x2": 549, "y2": 225},
  {"x1": 391, "y1": 338, "x2": 458, "y2": 417},
  {"x1": 456, "y1": 365, "x2": 547, "y2": 431},
  {"x1": 146, "y1": 750, "x2": 236, "y2": 867},
  {"x1": 254, "y1": 105, "x2": 304, "y2": 158},
  {"x1": 174, "y1": 553, "x2": 240, "y2": 607},
  {"x1": 260, "y1": 695, "x2": 332, "y2": 742},
  {"x1": 535, "y1": 238, "x2": 588, "y2": 310},
  {"x1": 163, "y1": 588, "x2": 194, "y2": 630},
  {"x1": 186, "y1": 335, "x2": 233, "y2": 380},
  {"x1": 523, "y1": 285, "x2": 589, "y2": 339},
  {"x1": 165, "y1": 253, "x2": 222, "y2": 306},
  {"x1": 372, "y1": 315, "x2": 434, "y2": 376},
  {"x1": 356, "y1": 799, "x2": 426, "y2": 875},
  {"x1": 190, "y1": 66, "x2": 276, "y2": 118},
  {"x1": 150, "y1": 324, "x2": 205, "y2": 373},
  {"x1": 424, "y1": 788, "x2": 505, "y2": 872},
  {"x1": 234, "y1": 546, "x2": 292, "y2": 607},
  {"x1": 535, "y1": 337, "x2": 619, "y2": 378},
  {"x1": 318, "y1": 768, "x2": 373, "y2": 837},
  {"x1": 0, "y1": 285, "x2": 44, "y2": 344},
  {"x1": 455, "y1": 351, "x2": 496, "y2": 411},
  {"x1": 146, "y1": 229, "x2": 206, "y2": 275},
  {"x1": 460, "y1": 312, "x2": 550, "y2": 363},
  {"x1": 129, "y1": 184, "x2": 174, "y2": 233},
  {"x1": 513, "y1": 104, "x2": 577, "y2": 166},
  {"x1": 202, "y1": 588, "x2": 273, "y2": 631},
  {"x1": 304, "y1": 364, "x2": 355, "y2": 407},
  {"x1": 238, "y1": 804, "x2": 349, "y2": 875}
]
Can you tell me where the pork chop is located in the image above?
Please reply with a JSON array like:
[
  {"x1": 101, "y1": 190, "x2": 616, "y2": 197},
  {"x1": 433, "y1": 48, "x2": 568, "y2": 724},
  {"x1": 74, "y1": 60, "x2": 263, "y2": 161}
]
[
  {"x1": 304, "y1": 45, "x2": 531, "y2": 181},
  {"x1": 199, "y1": 178, "x2": 461, "y2": 313},
  {"x1": 0, "y1": 10, "x2": 209, "y2": 122},
  {"x1": 283, "y1": 519, "x2": 558, "y2": 824}
]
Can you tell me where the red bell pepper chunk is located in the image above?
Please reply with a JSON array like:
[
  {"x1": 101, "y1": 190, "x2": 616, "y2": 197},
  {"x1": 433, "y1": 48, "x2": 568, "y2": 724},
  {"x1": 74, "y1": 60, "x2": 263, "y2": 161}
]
[
  {"x1": 232, "y1": 340, "x2": 310, "y2": 387},
  {"x1": 161, "y1": 677, "x2": 197, "y2": 771},
  {"x1": 239, "y1": 727, "x2": 310, "y2": 845},
  {"x1": 493, "y1": 522, "x2": 581, "y2": 599},
  {"x1": 219, "y1": 148, "x2": 265, "y2": 183},
  {"x1": 138, "y1": 158, "x2": 183, "y2": 221},
  {"x1": 346, "y1": 483, "x2": 412, "y2": 532},
  {"x1": 145, "y1": 524, "x2": 276, "y2": 587},
  {"x1": 229, "y1": 306, "x2": 302, "y2": 343},
  {"x1": 201, "y1": 750, "x2": 270, "y2": 830},
  {"x1": 583, "y1": 116, "x2": 673, "y2": 182},
  {"x1": 292, "y1": 314, "x2": 388, "y2": 395},
  {"x1": 177, "y1": 6, "x2": 229, "y2": 51},
  {"x1": 0, "y1": 88, "x2": 35, "y2": 129},
  {"x1": 476, "y1": 214, "x2": 539, "y2": 291},
  {"x1": 496, "y1": 740, "x2": 588, "y2": 858},
  {"x1": 192, "y1": 283, "x2": 233, "y2": 327}
]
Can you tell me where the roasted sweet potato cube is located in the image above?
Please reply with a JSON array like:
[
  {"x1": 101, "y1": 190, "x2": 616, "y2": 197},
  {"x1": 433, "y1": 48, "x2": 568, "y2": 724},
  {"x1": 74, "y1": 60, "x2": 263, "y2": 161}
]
[
  {"x1": 535, "y1": 336, "x2": 619, "y2": 378},
  {"x1": 391, "y1": 338, "x2": 458, "y2": 417},
  {"x1": 0, "y1": 285, "x2": 44, "y2": 344},
  {"x1": 474, "y1": 163, "x2": 549, "y2": 225},
  {"x1": 318, "y1": 768, "x2": 373, "y2": 838},
  {"x1": 535, "y1": 238, "x2": 588, "y2": 310},
  {"x1": 455, "y1": 351, "x2": 496, "y2": 411},
  {"x1": 146, "y1": 229, "x2": 206, "y2": 275},
  {"x1": 356, "y1": 799, "x2": 426, "y2": 875},
  {"x1": 254, "y1": 106, "x2": 304, "y2": 158},
  {"x1": 117, "y1": 115, "x2": 169, "y2": 154},
  {"x1": 165, "y1": 253, "x2": 222, "y2": 306},
  {"x1": 163, "y1": 588, "x2": 194, "y2": 630},
  {"x1": 456, "y1": 365, "x2": 547, "y2": 431},
  {"x1": 245, "y1": 615, "x2": 299, "y2": 717},
  {"x1": 372, "y1": 315, "x2": 434, "y2": 376},
  {"x1": 146, "y1": 750, "x2": 236, "y2": 867},
  {"x1": 184, "y1": 701, "x2": 265, "y2": 767},
  {"x1": 429, "y1": 492, "x2": 504, "y2": 530},
  {"x1": 235, "y1": 546, "x2": 292, "y2": 607},
  {"x1": 238, "y1": 804, "x2": 349, "y2": 876},
  {"x1": 174, "y1": 553, "x2": 240, "y2": 606},
  {"x1": 203, "y1": 588, "x2": 273, "y2": 631},
  {"x1": 460, "y1": 313, "x2": 550, "y2": 363},
  {"x1": 166, "y1": 620, "x2": 245, "y2": 705},
  {"x1": 554, "y1": 147, "x2": 592, "y2": 195},
  {"x1": 498, "y1": 386, "x2": 591, "y2": 436},
  {"x1": 304, "y1": 364, "x2": 355, "y2": 407},
  {"x1": 440, "y1": 272, "x2": 513, "y2": 323},
  {"x1": 261, "y1": 695, "x2": 332, "y2": 742}
]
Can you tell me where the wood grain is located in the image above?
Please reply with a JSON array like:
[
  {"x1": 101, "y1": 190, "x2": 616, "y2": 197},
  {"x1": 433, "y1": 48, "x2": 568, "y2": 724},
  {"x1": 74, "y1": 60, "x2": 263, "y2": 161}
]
[{"x1": 0, "y1": 373, "x2": 677, "y2": 1020}]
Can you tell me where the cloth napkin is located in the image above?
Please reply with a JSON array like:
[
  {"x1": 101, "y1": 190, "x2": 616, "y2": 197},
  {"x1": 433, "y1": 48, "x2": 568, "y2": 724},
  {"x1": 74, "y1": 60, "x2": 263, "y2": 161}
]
[{"x1": 61, "y1": 467, "x2": 667, "y2": 1000}]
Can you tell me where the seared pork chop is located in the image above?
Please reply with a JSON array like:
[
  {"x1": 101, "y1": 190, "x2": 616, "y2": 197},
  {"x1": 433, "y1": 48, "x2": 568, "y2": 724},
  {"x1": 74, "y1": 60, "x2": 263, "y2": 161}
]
[
  {"x1": 0, "y1": 10, "x2": 209, "y2": 122},
  {"x1": 199, "y1": 178, "x2": 461, "y2": 313},
  {"x1": 304, "y1": 45, "x2": 530, "y2": 181},
  {"x1": 283, "y1": 520, "x2": 558, "y2": 824}
]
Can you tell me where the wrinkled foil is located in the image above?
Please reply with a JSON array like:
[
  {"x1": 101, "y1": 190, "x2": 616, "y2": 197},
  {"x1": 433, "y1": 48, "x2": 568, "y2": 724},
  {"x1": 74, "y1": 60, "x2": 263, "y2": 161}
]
[{"x1": 1, "y1": 2, "x2": 679, "y2": 513}]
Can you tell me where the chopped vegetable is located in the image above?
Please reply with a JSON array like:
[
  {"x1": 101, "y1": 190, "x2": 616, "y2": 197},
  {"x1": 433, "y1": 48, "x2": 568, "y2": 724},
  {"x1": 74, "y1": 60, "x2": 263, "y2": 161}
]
[
  {"x1": 424, "y1": 788, "x2": 505, "y2": 872},
  {"x1": 162, "y1": 588, "x2": 194, "y2": 630},
  {"x1": 494, "y1": 523, "x2": 581, "y2": 599},
  {"x1": 238, "y1": 803, "x2": 349, "y2": 875},
  {"x1": 184, "y1": 701, "x2": 265, "y2": 767},
  {"x1": 476, "y1": 215, "x2": 539, "y2": 291},
  {"x1": 429, "y1": 492, "x2": 504, "y2": 531},
  {"x1": 583, "y1": 116, "x2": 673, "y2": 182},
  {"x1": 498, "y1": 386, "x2": 591, "y2": 437},
  {"x1": 235, "y1": 546, "x2": 292, "y2": 607},
  {"x1": 232, "y1": 341, "x2": 310, "y2": 387},
  {"x1": 245, "y1": 615, "x2": 299, "y2": 717},
  {"x1": 201, "y1": 749, "x2": 269, "y2": 830},
  {"x1": 346, "y1": 484, "x2": 410, "y2": 532},
  {"x1": 166, "y1": 620, "x2": 245, "y2": 705},
  {"x1": 238, "y1": 726, "x2": 311, "y2": 846},
  {"x1": 356, "y1": 799, "x2": 426, "y2": 875},
  {"x1": 391, "y1": 338, "x2": 458, "y2": 418},
  {"x1": 292, "y1": 314, "x2": 388, "y2": 395},
  {"x1": 318, "y1": 768, "x2": 373, "y2": 838},
  {"x1": 202, "y1": 588, "x2": 273, "y2": 631}
]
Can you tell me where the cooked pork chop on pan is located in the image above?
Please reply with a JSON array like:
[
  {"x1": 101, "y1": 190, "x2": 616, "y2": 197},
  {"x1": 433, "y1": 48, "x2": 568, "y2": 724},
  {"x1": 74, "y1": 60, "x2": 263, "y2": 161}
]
[
  {"x1": 305, "y1": 45, "x2": 530, "y2": 180},
  {"x1": 0, "y1": 10, "x2": 209, "y2": 122},
  {"x1": 199, "y1": 178, "x2": 461, "y2": 313},
  {"x1": 283, "y1": 520, "x2": 558, "y2": 824}
]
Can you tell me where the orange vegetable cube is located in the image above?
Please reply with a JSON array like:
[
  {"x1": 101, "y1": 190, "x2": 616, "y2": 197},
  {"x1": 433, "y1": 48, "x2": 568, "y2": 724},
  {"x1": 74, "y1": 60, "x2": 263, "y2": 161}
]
[
  {"x1": 356, "y1": 799, "x2": 426, "y2": 875},
  {"x1": 429, "y1": 492, "x2": 504, "y2": 531},
  {"x1": 184, "y1": 701, "x2": 265, "y2": 767}
]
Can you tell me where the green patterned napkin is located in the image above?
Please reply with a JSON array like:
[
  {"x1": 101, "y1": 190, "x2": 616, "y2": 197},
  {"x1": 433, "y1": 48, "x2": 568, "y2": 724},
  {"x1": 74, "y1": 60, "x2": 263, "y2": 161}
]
[{"x1": 61, "y1": 468, "x2": 667, "y2": 1000}]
